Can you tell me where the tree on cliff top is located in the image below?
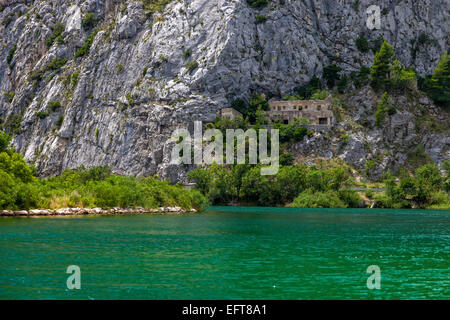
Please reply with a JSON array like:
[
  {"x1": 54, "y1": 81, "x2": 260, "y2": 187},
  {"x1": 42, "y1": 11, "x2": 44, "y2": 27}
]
[
  {"x1": 371, "y1": 41, "x2": 395, "y2": 89},
  {"x1": 428, "y1": 51, "x2": 450, "y2": 107}
]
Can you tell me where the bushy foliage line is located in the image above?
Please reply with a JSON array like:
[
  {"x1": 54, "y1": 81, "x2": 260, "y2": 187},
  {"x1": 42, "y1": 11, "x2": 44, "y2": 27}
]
[
  {"x1": 187, "y1": 160, "x2": 450, "y2": 209},
  {"x1": 0, "y1": 131, "x2": 208, "y2": 211}
]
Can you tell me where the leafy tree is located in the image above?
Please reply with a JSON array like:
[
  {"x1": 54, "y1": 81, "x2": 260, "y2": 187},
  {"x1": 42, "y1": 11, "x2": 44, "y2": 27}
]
[
  {"x1": 443, "y1": 160, "x2": 450, "y2": 192},
  {"x1": 293, "y1": 126, "x2": 307, "y2": 141},
  {"x1": 254, "y1": 105, "x2": 268, "y2": 125},
  {"x1": 371, "y1": 41, "x2": 395, "y2": 89},
  {"x1": 0, "y1": 130, "x2": 208, "y2": 211},
  {"x1": 412, "y1": 164, "x2": 442, "y2": 207},
  {"x1": 187, "y1": 167, "x2": 212, "y2": 195},
  {"x1": 245, "y1": 93, "x2": 268, "y2": 123},
  {"x1": 310, "y1": 89, "x2": 329, "y2": 100}
]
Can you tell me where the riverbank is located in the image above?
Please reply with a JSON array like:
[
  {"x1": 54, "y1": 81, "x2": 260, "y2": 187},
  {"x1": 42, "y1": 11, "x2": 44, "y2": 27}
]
[{"x1": 0, "y1": 206, "x2": 197, "y2": 217}]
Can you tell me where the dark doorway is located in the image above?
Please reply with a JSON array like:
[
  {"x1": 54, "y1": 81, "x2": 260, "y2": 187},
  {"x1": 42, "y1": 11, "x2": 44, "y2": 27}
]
[
  {"x1": 283, "y1": 119, "x2": 289, "y2": 124},
  {"x1": 319, "y1": 117, "x2": 328, "y2": 125}
]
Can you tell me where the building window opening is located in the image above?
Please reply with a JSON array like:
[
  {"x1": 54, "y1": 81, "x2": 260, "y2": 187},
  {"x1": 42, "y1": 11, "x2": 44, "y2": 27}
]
[{"x1": 319, "y1": 117, "x2": 328, "y2": 125}]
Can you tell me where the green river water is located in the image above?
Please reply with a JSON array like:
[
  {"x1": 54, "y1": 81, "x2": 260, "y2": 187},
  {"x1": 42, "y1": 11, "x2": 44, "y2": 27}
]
[{"x1": 0, "y1": 206, "x2": 448, "y2": 299}]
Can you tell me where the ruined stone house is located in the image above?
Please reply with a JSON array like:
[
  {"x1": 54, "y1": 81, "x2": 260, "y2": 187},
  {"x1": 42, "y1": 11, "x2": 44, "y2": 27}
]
[{"x1": 221, "y1": 107, "x2": 243, "y2": 120}]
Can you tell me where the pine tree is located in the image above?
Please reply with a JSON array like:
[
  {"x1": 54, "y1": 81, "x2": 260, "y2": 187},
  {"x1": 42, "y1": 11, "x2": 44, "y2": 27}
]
[
  {"x1": 390, "y1": 59, "x2": 417, "y2": 93},
  {"x1": 428, "y1": 51, "x2": 450, "y2": 107},
  {"x1": 371, "y1": 41, "x2": 395, "y2": 89},
  {"x1": 375, "y1": 92, "x2": 392, "y2": 127}
]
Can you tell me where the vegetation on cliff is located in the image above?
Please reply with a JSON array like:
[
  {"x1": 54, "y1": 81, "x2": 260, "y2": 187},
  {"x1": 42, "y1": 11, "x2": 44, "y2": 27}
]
[
  {"x1": 187, "y1": 160, "x2": 449, "y2": 209},
  {"x1": 0, "y1": 131, "x2": 208, "y2": 211}
]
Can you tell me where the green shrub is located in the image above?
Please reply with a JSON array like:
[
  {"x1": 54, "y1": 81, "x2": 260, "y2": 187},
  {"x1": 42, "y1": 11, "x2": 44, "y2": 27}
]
[
  {"x1": 183, "y1": 49, "x2": 191, "y2": 60},
  {"x1": 185, "y1": 61, "x2": 199, "y2": 74},
  {"x1": 3, "y1": 92, "x2": 14, "y2": 103},
  {"x1": 310, "y1": 89, "x2": 329, "y2": 100},
  {"x1": 71, "y1": 71, "x2": 80, "y2": 86},
  {"x1": 6, "y1": 44, "x2": 16, "y2": 64},
  {"x1": 290, "y1": 189, "x2": 347, "y2": 208},
  {"x1": 322, "y1": 65, "x2": 342, "y2": 88},
  {"x1": 356, "y1": 36, "x2": 370, "y2": 53},
  {"x1": 47, "y1": 100, "x2": 62, "y2": 112},
  {"x1": 2, "y1": 12, "x2": 14, "y2": 27},
  {"x1": 46, "y1": 22, "x2": 64, "y2": 48},
  {"x1": 295, "y1": 76, "x2": 322, "y2": 99},
  {"x1": 4, "y1": 114, "x2": 22, "y2": 134},
  {"x1": 143, "y1": 0, "x2": 172, "y2": 14},
  {"x1": 28, "y1": 69, "x2": 44, "y2": 83},
  {"x1": 279, "y1": 153, "x2": 294, "y2": 166},
  {"x1": 337, "y1": 190, "x2": 362, "y2": 208},
  {"x1": 365, "y1": 190, "x2": 374, "y2": 199},
  {"x1": 0, "y1": 131, "x2": 12, "y2": 153},
  {"x1": 81, "y1": 13, "x2": 97, "y2": 30},
  {"x1": 337, "y1": 75, "x2": 348, "y2": 93},
  {"x1": 255, "y1": 15, "x2": 267, "y2": 24},
  {"x1": 74, "y1": 30, "x2": 98, "y2": 59},
  {"x1": 158, "y1": 54, "x2": 168, "y2": 62},
  {"x1": 36, "y1": 112, "x2": 48, "y2": 119},
  {"x1": 47, "y1": 57, "x2": 68, "y2": 72},
  {"x1": 247, "y1": 0, "x2": 269, "y2": 8},
  {"x1": 55, "y1": 115, "x2": 64, "y2": 128}
]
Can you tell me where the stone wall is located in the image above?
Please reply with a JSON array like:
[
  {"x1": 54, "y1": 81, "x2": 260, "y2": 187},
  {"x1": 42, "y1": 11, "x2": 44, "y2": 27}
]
[
  {"x1": 267, "y1": 97, "x2": 334, "y2": 125},
  {"x1": 221, "y1": 108, "x2": 243, "y2": 119}
]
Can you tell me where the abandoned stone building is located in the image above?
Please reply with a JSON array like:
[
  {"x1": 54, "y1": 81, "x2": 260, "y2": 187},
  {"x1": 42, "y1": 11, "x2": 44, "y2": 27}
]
[
  {"x1": 221, "y1": 107, "x2": 243, "y2": 120},
  {"x1": 266, "y1": 96, "x2": 334, "y2": 126}
]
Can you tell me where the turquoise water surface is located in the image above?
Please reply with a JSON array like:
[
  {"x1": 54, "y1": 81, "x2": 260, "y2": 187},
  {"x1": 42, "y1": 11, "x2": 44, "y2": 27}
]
[{"x1": 0, "y1": 207, "x2": 449, "y2": 299}]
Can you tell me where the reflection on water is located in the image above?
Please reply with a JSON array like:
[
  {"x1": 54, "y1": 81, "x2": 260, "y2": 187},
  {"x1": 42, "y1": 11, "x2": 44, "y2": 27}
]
[{"x1": 0, "y1": 207, "x2": 449, "y2": 299}]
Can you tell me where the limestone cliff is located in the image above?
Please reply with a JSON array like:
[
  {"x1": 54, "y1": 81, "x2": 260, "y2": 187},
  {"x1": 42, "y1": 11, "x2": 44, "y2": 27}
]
[{"x1": 0, "y1": 0, "x2": 448, "y2": 181}]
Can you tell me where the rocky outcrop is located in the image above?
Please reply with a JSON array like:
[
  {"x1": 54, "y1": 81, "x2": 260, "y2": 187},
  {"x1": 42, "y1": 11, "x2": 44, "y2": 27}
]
[
  {"x1": 0, "y1": 0, "x2": 448, "y2": 181},
  {"x1": 288, "y1": 86, "x2": 449, "y2": 180}
]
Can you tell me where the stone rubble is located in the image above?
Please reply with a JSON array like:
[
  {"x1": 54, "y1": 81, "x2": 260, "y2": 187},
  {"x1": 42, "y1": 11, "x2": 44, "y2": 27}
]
[{"x1": 0, "y1": 207, "x2": 197, "y2": 217}]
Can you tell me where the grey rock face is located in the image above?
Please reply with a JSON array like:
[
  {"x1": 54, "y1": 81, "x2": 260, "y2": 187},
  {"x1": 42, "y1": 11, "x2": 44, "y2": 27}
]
[{"x1": 0, "y1": 0, "x2": 448, "y2": 180}]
